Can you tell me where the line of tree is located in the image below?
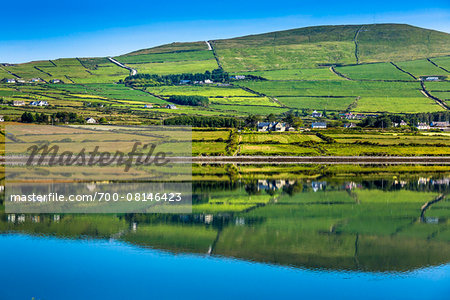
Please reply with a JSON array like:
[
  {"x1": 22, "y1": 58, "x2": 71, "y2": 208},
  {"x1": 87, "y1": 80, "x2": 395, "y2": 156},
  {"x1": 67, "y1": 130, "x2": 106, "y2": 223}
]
[
  {"x1": 123, "y1": 69, "x2": 229, "y2": 87},
  {"x1": 168, "y1": 95, "x2": 209, "y2": 107},
  {"x1": 21, "y1": 112, "x2": 85, "y2": 124},
  {"x1": 361, "y1": 112, "x2": 450, "y2": 128},
  {"x1": 163, "y1": 116, "x2": 239, "y2": 127}
]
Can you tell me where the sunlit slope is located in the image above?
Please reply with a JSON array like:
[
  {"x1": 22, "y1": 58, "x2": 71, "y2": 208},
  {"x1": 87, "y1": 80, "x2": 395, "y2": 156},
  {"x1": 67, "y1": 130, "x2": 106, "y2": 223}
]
[{"x1": 211, "y1": 24, "x2": 450, "y2": 71}]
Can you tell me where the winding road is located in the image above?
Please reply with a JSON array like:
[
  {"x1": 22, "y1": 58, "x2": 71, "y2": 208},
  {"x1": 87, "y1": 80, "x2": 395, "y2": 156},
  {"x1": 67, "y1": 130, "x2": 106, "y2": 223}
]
[{"x1": 108, "y1": 57, "x2": 137, "y2": 76}]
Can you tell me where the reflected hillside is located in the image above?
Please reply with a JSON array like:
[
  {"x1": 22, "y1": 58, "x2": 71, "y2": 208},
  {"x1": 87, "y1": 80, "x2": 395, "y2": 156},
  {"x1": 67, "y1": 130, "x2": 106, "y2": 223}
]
[{"x1": 1, "y1": 176, "x2": 449, "y2": 272}]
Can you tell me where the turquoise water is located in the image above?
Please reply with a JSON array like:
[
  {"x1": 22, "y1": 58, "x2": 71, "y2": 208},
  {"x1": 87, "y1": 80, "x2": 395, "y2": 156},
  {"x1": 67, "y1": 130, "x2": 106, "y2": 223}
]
[{"x1": 1, "y1": 234, "x2": 449, "y2": 300}]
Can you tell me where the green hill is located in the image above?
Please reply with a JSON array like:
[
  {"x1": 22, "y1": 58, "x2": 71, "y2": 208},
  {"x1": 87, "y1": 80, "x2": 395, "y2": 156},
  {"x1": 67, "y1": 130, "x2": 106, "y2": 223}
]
[{"x1": 1, "y1": 24, "x2": 449, "y2": 118}]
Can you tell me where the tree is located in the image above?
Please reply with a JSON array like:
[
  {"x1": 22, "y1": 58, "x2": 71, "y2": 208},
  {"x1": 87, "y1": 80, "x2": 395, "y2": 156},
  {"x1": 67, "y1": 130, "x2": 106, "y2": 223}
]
[
  {"x1": 21, "y1": 112, "x2": 35, "y2": 123},
  {"x1": 265, "y1": 113, "x2": 277, "y2": 122},
  {"x1": 245, "y1": 114, "x2": 262, "y2": 129}
]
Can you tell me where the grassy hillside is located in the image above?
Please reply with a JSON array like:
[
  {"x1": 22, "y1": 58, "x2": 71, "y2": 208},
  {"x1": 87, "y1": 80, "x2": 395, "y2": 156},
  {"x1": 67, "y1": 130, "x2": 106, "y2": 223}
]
[
  {"x1": 212, "y1": 24, "x2": 450, "y2": 71},
  {"x1": 0, "y1": 24, "x2": 449, "y2": 117}
]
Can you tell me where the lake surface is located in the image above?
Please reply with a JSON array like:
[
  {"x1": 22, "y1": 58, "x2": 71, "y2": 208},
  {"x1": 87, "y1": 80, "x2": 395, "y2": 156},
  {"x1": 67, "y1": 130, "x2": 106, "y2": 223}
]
[{"x1": 1, "y1": 174, "x2": 449, "y2": 299}]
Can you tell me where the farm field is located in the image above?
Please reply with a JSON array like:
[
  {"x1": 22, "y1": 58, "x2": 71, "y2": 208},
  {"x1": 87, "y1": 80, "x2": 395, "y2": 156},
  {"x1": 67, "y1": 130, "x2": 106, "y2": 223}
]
[
  {"x1": 236, "y1": 68, "x2": 344, "y2": 81},
  {"x1": 396, "y1": 59, "x2": 449, "y2": 78},
  {"x1": 429, "y1": 56, "x2": 450, "y2": 70},
  {"x1": 279, "y1": 96, "x2": 355, "y2": 110},
  {"x1": 214, "y1": 42, "x2": 356, "y2": 72},
  {"x1": 114, "y1": 50, "x2": 214, "y2": 64},
  {"x1": 335, "y1": 62, "x2": 413, "y2": 80},
  {"x1": 126, "y1": 60, "x2": 218, "y2": 75}
]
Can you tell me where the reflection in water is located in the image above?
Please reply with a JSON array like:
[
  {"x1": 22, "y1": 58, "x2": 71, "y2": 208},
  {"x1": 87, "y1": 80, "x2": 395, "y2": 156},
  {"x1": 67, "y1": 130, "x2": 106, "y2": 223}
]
[{"x1": 1, "y1": 175, "x2": 449, "y2": 274}]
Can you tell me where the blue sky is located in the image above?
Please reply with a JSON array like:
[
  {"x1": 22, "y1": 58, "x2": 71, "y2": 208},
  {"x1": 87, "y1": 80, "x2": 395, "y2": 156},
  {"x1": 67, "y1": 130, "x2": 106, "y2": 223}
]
[{"x1": 2, "y1": 0, "x2": 450, "y2": 63}]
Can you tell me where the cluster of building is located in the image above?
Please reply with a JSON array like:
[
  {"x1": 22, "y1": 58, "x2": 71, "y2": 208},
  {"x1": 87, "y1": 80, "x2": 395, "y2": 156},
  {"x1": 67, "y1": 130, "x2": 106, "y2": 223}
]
[
  {"x1": 142, "y1": 104, "x2": 177, "y2": 109},
  {"x1": 1, "y1": 77, "x2": 64, "y2": 84},
  {"x1": 416, "y1": 121, "x2": 450, "y2": 131},
  {"x1": 180, "y1": 79, "x2": 213, "y2": 85},
  {"x1": 257, "y1": 121, "x2": 295, "y2": 132},
  {"x1": 12, "y1": 100, "x2": 49, "y2": 106}
]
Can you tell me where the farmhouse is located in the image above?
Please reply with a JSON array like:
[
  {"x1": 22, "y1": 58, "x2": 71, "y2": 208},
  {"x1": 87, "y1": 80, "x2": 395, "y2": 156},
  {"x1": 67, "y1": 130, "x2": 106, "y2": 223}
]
[
  {"x1": 424, "y1": 76, "x2": 439, "y2": 81},
  {"x1": 143, "y1": 104, "x2": 153, "y2": 108},
  {"x1": 311, "y1": 110, "x2": 323, "y2": 118},
  {"x1": 344, "y1": 123, "x2": 356, "y2": 128},
  {"x1": 430, "y1": 121, "x2": 450, "y2": 131},
  {"x1": 2, "y1": 78, "x2": 16, "y2": 84},
  {"x1": 50, "y1": 79, "x2": 62, "y2": 84},
  {"x1": 416, "y1": 123, "x2": 430, "y2": 130},
  {"x1": 166, "y1": 104, "x2": 178, "y2": 109},
  {"x1": 85, "y1": 117, "x2": 97, "y2": 124},
  {"x1": 311, "y1": 122, "x2": 327, "y2": 129},
  {"x1": 257, "y1": 121, "x2": 287, "y2": 132},
  {"x1": 30, "y1": 78, "x2": 42, "y2": 83},
  {"x1": 30, "y1": 100, "x2": 48, "y2": 106},
  {"x1": 179, "y1": 80, "x2": 191, "y2": 85},
  {"x1": 204, "y1": 79, "x2": 213, "y2": 84},
  {"x1": 13, "y1": 100, "x2": 25, "y2": 106}
]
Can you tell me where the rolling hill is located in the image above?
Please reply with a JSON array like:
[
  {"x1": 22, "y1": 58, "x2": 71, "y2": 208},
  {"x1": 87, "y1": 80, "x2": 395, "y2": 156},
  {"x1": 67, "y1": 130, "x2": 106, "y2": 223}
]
[{"x1": 1, "y1": 23, "x2": 449, "y2": 119}]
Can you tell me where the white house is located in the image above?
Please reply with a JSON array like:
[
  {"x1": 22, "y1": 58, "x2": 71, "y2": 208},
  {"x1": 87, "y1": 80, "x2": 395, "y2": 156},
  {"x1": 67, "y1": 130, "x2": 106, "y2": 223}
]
[
  {"x1": 13, "y1": 100, "x2": 25, "y2": 106},
  {"x1": 143, "y1": 104, "x2": 153, "y2": 108},
  {"x1": 85, "y1": 117, "x2": 97, "y2": 124},
  {"x1": 166, "y1": 104, "x2": 178, "y2": 109},
  {"x1": 416, "y1": 123, "x2": 430, "y2": 130},
  {"x1": 257, "y1": 121, "x2": 287, "y2": 132},
  {"x1": 204, "y1": 79, "x2": 213, "y2": 84},
  {"x1": 30, "y1": 100, "x2": 48, "y2": 106},
  {"x1": 344, "y1": 123, "x2": 356, "y2": 128},
  {"x1": 311, "y1": 122, "x2": 327, "y2": 129},
  {"x1": 311, "y1": 110, "x2": 323, "y2": 118}
]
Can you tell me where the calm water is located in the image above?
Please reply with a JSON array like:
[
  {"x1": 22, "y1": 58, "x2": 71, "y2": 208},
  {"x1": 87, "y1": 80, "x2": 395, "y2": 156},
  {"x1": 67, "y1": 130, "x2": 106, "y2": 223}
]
[{"x1": 1, "y1": 175, "x2": 450, "y2": 299}]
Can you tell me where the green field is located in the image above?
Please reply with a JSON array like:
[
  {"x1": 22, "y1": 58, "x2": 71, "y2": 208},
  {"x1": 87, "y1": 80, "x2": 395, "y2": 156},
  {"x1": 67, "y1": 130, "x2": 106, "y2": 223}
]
[
  {"x1": 396, "y1": 59, "x2": 449, "y2": 78},
  {"x1": 236, "y1": 68, "x2": 345, "y2": 80},
  {"x1": 335, "y1": 62, "x2": 413, "y2": 80}
]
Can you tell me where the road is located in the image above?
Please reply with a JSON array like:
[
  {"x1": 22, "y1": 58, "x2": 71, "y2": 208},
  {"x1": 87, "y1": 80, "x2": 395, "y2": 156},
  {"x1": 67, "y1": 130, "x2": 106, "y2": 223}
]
[
  {"x1": 108, "y1": 57, "x2": 137, "y2": 76},
  {"x1": 4, "y1": 155, "x2": 450, "y2": 165}
]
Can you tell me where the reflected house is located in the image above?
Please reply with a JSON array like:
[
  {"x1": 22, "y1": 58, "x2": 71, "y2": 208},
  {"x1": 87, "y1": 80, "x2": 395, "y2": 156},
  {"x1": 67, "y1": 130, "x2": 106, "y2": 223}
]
[
  {"x1": 7, "y1": 214, "x2": 16, "y2": 223},
  {"x1": 31, "y1": 215, "x2": 40, "y2": 223},
  {"x1": 257, "y1": 179, "x2": 293, "y2": 191},
  {"x1": 418, "y1": 177, "x2": 431, "y2": 185},
  {"x1": 204, "y1": 214, "x2": 213, "y2": 224},
  {"x1": 235, "y1": 217, "x2": 245, "y2": 226},
  {"x1": 86, "y1": 183, "x2": 97, "y2": 191},
  {"x1": 17, "y1": 215, "x2": 25, "y2": 223},
  {"x1": 132, "y1": 222, "x2": 138, "y2": 232},
  {"x1": 311, "y1": 181, "x2": 326, "y2": 192},
  {"x1": 53, "y1": 215, "x2": 60, "y2": 222}
]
